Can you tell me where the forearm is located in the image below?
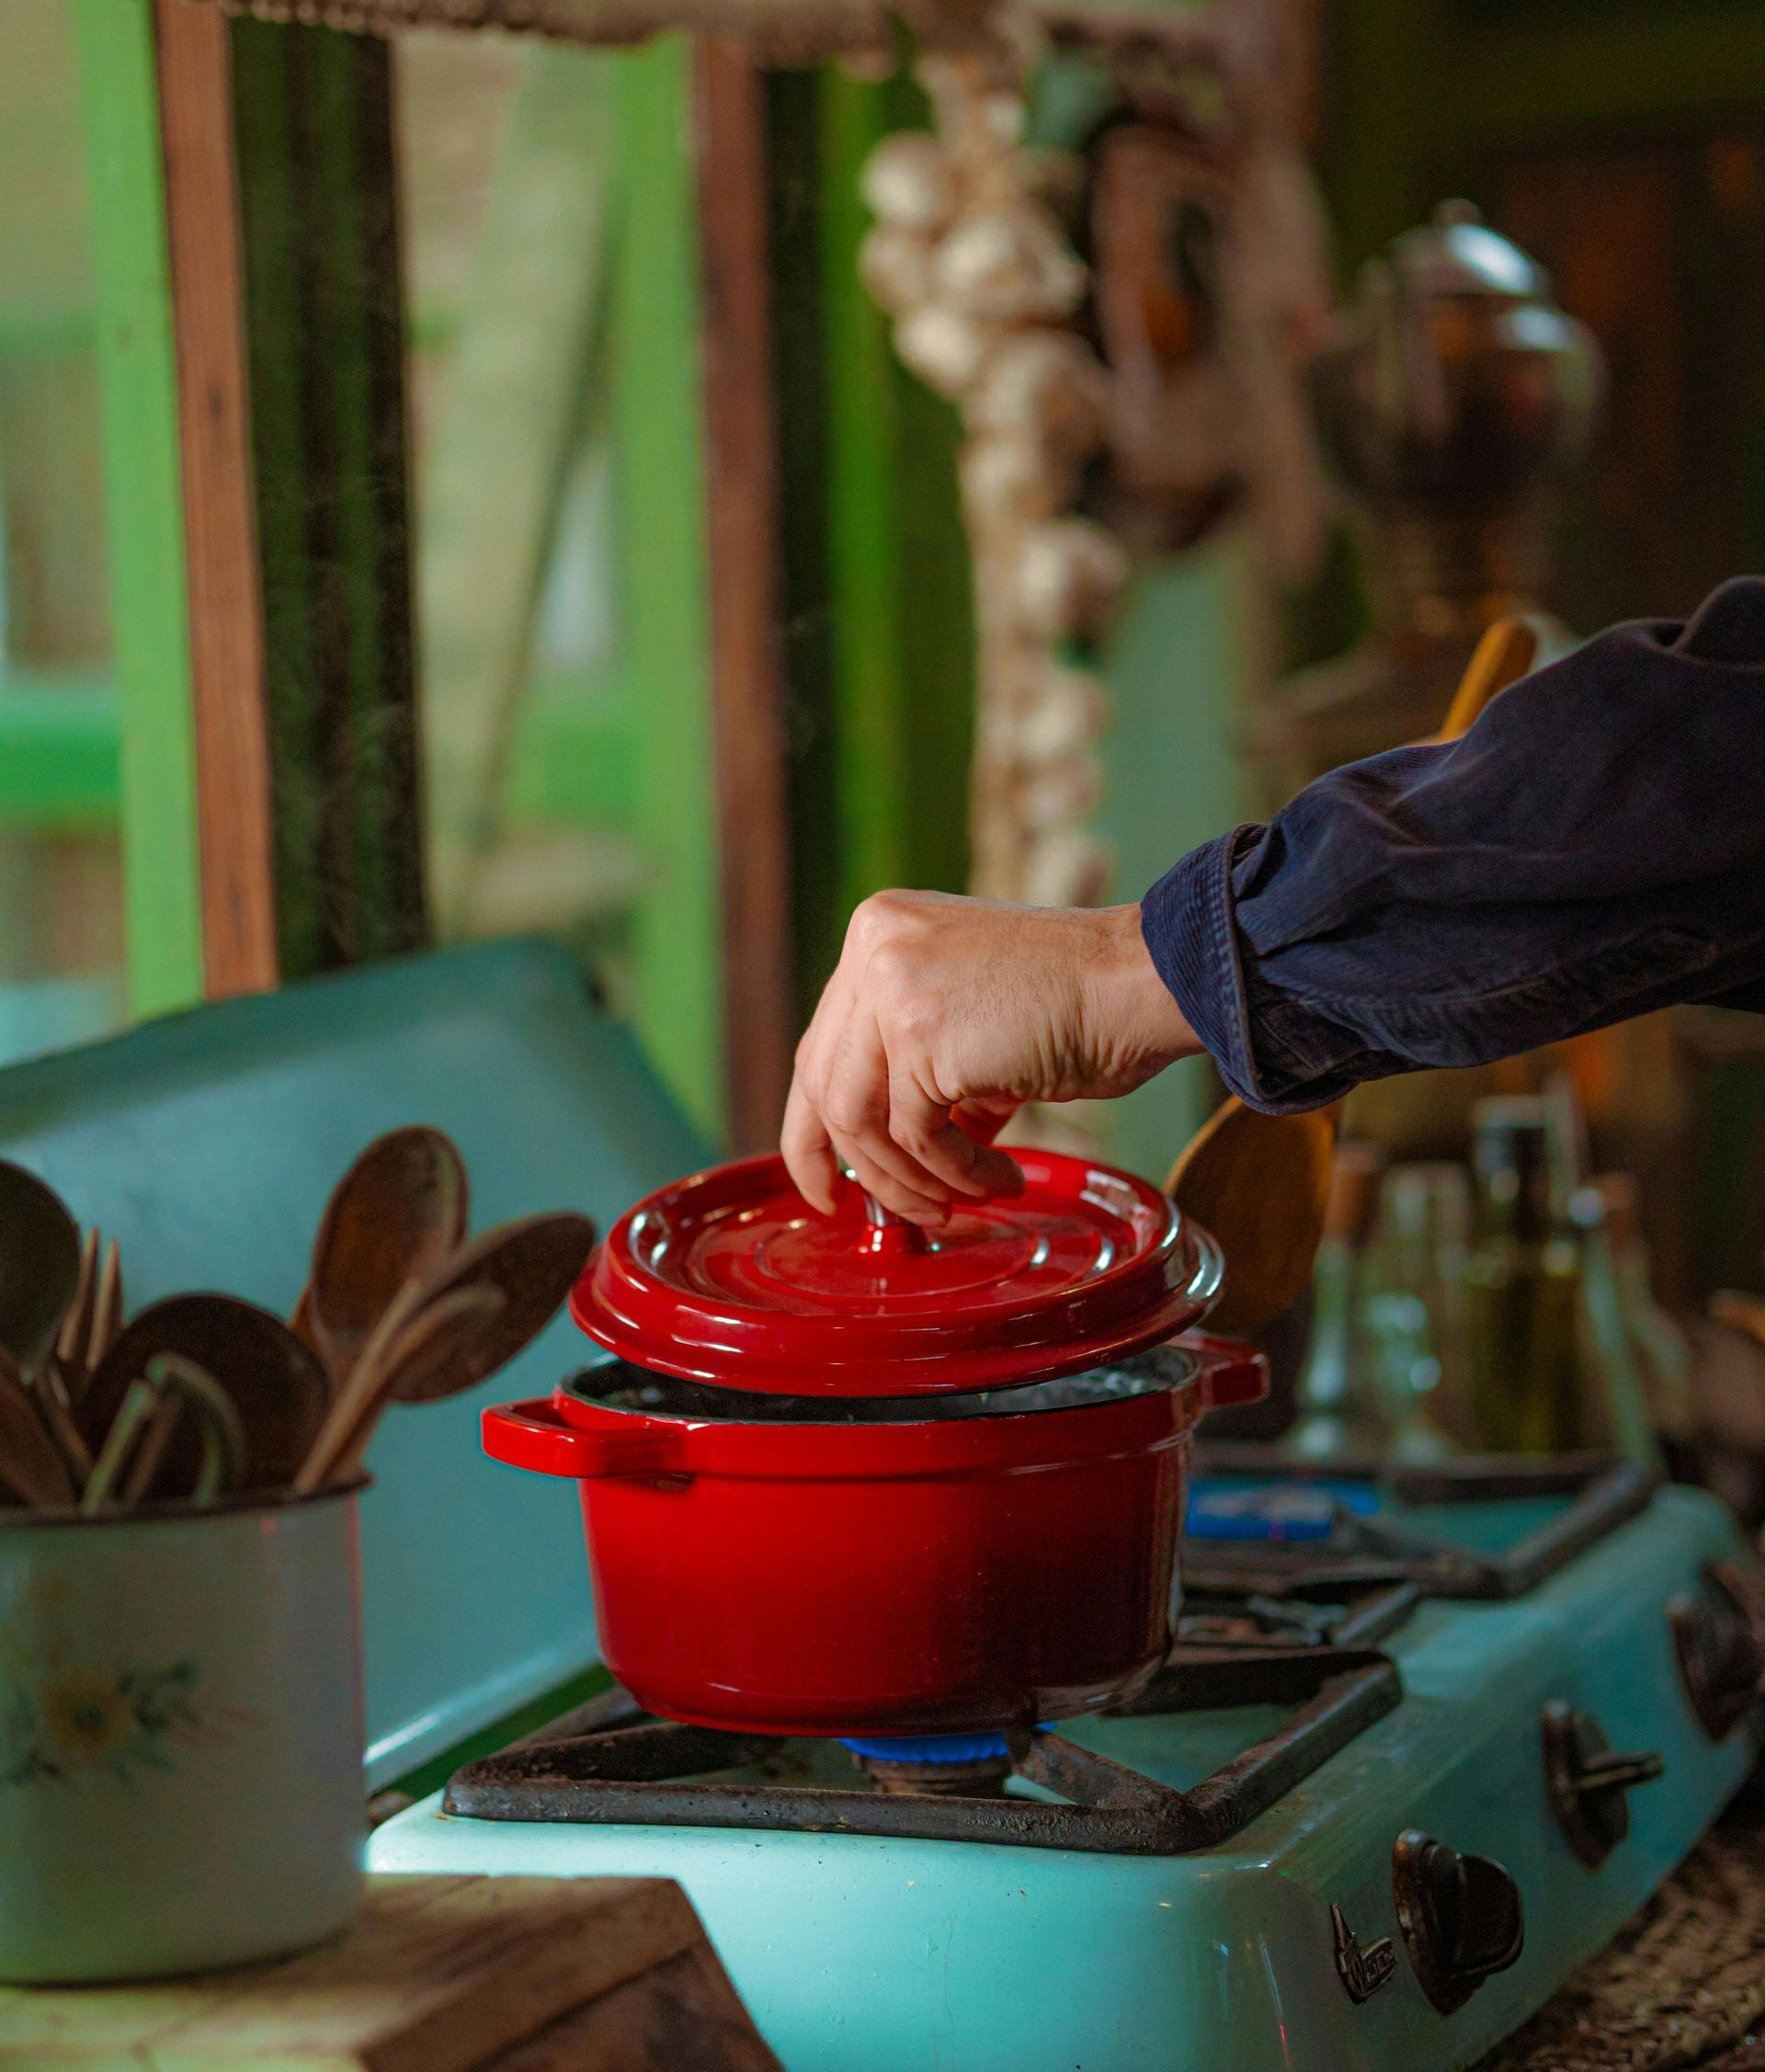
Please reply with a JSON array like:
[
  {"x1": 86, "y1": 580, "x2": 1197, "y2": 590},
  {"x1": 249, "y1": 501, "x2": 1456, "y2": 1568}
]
[{"x1": 1144, "y1": 577, "x2": 1765, "y2": 1111}]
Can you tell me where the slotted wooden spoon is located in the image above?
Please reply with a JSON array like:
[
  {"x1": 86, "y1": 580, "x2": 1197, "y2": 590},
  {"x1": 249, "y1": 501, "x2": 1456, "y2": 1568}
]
[
  {"x1": 82, "y1": 1293, "x2": 333, "y2": 1498},
  {"x1": 1167, "y1": 615, "x2": 1541, "y2": 1338}
]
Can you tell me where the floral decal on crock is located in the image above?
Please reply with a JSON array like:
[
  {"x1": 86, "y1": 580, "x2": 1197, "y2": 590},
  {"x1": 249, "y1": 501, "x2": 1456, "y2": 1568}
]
[{"x1": 0, "y1": 1578, "x2": 254, "y2": 1788}]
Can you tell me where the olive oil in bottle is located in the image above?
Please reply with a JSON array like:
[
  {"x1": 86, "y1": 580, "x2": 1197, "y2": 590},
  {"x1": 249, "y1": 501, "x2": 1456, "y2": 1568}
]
[
  {"x1": 1463, "y1": 1099, "x2": 1585, "y2": 1453},
  {"x1": 1291, "y1": 1144, "x2": 1390, "y2": 1460}
]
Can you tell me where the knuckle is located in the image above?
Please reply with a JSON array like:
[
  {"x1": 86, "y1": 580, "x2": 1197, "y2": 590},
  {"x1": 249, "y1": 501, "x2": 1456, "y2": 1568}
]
[
  {"x1": 887, "y1": 1110, "x2": 928, "y2": 1153},
  {"x1": 891, "y1": 985, "x2": 934, "y2": 1036},
  {"x1": 847, "y1": 895, "x2": 890, "y2": 949},
  {"x1": 868, "y1": 939, "x2": 911, "y2": 992},
  {"x1": 823, "y1": 1090, "x2": 867, "y2": 1137},
  {"x1": 848, "y1": 889, "x2": 914, "y2": 951}
]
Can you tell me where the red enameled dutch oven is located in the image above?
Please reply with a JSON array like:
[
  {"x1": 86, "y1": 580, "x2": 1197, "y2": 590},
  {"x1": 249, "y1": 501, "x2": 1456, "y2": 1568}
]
[{"x1": 483, "y1": 1148, "x2": 1266, "y2": 1736}]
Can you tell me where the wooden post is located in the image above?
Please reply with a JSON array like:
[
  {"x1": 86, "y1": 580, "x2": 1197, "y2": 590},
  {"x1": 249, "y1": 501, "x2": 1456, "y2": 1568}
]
[
  {"x1": 691, "y1": 40, "x2": 795, "y2": 1153},
  {"x1": 154, "y1": 0, "x2": 279, "y2": 998}
]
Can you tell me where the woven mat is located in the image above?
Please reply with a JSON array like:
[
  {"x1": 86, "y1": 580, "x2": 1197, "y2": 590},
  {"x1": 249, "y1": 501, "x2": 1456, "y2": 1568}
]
[{"x1": 1483, "y1": 1791, "x2": 1765, "y2": 2072}]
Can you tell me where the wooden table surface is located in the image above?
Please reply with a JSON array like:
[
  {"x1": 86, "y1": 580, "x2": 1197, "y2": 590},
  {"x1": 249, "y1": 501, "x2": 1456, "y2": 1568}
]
[{"x1": 0, "y1": 1873, "x2": 781, "y2": 2070}]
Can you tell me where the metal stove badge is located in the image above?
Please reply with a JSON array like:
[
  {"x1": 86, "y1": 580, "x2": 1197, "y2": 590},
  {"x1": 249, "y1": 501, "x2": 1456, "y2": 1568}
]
[{"x1": 1331, "y1": 1904, "x2": 1396, "y2": 2004}]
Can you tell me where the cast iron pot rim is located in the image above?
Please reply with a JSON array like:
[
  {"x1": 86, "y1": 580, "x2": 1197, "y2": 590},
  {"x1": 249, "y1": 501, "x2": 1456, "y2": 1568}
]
[
  {"x1": 0, "y1": 1474, "x2": 370, "y2": 1533},
  {"x1": 562, "y1": 1347, "x2": 1200, "y2": 1428}
]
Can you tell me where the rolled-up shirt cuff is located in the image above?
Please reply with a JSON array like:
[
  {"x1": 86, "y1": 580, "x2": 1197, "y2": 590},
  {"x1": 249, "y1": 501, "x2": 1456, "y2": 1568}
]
[{"x1": 1140, "y1": 829, "x2": 1363, "y2": 1115}]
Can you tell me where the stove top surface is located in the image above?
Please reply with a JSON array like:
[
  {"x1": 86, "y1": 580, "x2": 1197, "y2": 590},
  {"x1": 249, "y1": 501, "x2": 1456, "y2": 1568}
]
[{"x1": 371, "y1": 1469, "x2": 1762, "y2": 2072}]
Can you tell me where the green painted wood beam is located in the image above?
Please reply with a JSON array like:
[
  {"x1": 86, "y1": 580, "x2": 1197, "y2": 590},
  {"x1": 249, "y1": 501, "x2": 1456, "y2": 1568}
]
[
  {"x1": 0, "y1": 677, "x2": 120, "y2": 829},
  {"x1": 71, "y1": 0, "x2": 206, "y2": 1019},
  {"x1": 608, "y1": 39, "x2": 724, "y2": 1144}
]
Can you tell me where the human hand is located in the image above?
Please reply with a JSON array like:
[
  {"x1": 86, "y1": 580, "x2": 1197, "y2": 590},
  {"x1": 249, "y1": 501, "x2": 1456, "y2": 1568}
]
[{"x1": 781, "y1": 891, "x2": 1200, "y2": 1224}]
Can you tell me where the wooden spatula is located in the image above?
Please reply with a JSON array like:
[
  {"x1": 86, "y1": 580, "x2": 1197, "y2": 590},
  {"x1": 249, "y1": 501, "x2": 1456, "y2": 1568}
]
[
  {"x1": 1167, "y1": 1101, "x2": 1338, "y2": 1337},
  {"x1": 1166, "y1": 614, "x2": 1541, "y2": 1338}
]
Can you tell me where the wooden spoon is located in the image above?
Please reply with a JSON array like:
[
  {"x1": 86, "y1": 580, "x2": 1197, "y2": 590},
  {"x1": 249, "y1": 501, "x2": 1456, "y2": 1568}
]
[
  {"x1": 82, "y1": 1294, "x2": 333, "y2": 1498},
  {"x1": 381, "y1": 1211, "x2": 597, "y2": 1405},
  {"x1": 52, "y1": 1231, "x2": 123, "y2": 1408},
  {"x1": 28, "y1": 1365, "x2": 93, "y2": 1491},
  {"x1": 0, "y1": 1161, "x2": 82, "y2": 1376},
  {"x1": 306, "y1": 1127, "x2": 470, "y2": 1383},
  {"x1": 1166, "y1": 614, "x2": 1542, "y2": 1338},
  {"x1": 53, "y1": 1228, "x2": 99, "y2": 1393},
  {"x1": 294, "y1": 1210, "x2": 596, "y2": 1491},
  {"x1": 0, "y1": 1349, "x2": 75, "y2": 1508},
  {"x1": 1167, "y1": 1103, "x2": 1339, "y2": 1338},
  {"x1": 302, "y1": 1284, "x2": 508, "y2": 1490}
]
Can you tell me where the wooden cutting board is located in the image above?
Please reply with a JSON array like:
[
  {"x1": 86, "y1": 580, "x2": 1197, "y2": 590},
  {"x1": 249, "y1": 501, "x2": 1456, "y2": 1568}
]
[{"x1": 0, "y1": 1874, "x2": 781, "y2": 2070}]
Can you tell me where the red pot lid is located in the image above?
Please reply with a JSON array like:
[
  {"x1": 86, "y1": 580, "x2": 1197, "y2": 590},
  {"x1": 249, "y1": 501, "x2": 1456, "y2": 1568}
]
[{"x1": 570, "y1": 1150, "x2": 1222, "y2": 1396}]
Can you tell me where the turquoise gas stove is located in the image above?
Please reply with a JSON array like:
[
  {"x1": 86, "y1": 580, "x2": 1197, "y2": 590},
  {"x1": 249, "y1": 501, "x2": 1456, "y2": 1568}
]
[{"x1": 370, "y1": 1459, "x2": 1764, "y2": 2071}]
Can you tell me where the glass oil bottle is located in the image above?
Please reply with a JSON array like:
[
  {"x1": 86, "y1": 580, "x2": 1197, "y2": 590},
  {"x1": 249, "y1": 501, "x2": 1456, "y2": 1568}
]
[{"x1": 1463, "y1": 1098, "x2": 1586, "y2": 1453}]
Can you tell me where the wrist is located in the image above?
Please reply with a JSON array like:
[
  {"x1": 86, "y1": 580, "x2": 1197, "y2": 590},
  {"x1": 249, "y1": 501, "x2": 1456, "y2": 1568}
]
[{"x1": 1085, "y1": 904, "x2": 1201, "y2": 1079}]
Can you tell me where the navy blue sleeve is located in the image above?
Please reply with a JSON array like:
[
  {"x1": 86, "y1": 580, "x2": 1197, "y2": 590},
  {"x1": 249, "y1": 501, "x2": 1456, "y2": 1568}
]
[{"x1": 1141, "y1": 577, "x2": 1765, "y2": 1113}]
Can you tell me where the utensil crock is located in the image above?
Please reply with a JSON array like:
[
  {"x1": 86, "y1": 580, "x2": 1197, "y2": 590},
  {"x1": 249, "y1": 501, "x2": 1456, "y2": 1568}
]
[{"x1": 0, "y1": 1483, "x2": 365, "y2": 1983}]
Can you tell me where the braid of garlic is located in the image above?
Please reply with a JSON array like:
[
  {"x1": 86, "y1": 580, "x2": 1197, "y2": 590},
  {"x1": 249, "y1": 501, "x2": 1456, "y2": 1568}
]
[{"x1": 859, "y1": 54, "x2": 1120, "y2": 922}]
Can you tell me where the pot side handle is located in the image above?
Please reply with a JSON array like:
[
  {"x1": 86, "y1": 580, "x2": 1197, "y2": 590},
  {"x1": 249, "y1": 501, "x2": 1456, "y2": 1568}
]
[
  {"x1": 482, "y1": 1399, "x2": 683, "y2": 1480},
  {"x1": 1180, "y1": 1334, "x2": 1270, "y2": 1413}
]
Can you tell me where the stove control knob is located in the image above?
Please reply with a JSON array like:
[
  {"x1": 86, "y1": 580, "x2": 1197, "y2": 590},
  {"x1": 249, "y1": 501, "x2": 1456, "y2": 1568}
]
[
  {"x1": 1540, "y1": 1701, "x2": 1663, "y2": 1868},
  {"x1": 1391, "y1": 1829, "x2": 1524, "y2": 2015},
  {"x1": 1669, "y1": 1561, "x2": 1765, "y2": 1741}
]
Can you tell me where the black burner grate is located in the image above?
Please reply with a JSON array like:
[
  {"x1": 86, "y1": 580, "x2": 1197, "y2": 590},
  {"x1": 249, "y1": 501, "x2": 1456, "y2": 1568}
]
[
  {"x1": 1185, "y1": 1454, "x2": 1655, "y2": 1601},
  {"x1": 445, "y1": 1645, "x2": 1402, "y2": 1855}
]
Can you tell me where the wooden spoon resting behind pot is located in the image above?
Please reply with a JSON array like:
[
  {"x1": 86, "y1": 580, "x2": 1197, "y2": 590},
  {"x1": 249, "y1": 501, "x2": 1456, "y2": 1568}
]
[{"x1": 1167, "y1": 615, "x2": 1542, "y2": 1338}]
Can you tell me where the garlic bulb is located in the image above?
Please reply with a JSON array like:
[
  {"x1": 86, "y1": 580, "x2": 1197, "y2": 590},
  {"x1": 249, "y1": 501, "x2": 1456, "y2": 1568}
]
[
  {"x1": 970, "y1": 332, "x2": 1106, "y2": 458},
  {"x1": 978, "y1": 92, "x2": 1026, "y2": 150},
  {"x1": 959, "y1": 434, "x2": 1072, "y2": 525},
  {"x1": 1016, "y1": 520, "x2": 1131, "y2": 638},
  {"x1": 859, "y1": 224, "x2": 935, "y2": 314},
  {"x1": 1020, "y1": 829, "x2": 1114, "y2": 911},
  {"x1": 893, "y1": 304, "x2": 987, "y2": 397},
  {"x1": 934, "y1": 209, "x2": 1087, "y2": 324},
  {"x1": 1019, "y1": 758, "x2": 1104, "y2": 829},
  {"x1": 1016, "y1": 665, "x2": 1110, "y2": 759},
  {"x1": 860, "y1": 132, "x2": 957, "y2": 234}
]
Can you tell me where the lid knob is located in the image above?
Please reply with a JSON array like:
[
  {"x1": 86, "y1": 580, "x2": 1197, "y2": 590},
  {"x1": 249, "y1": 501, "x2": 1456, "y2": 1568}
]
[{"x1": 856, "y1": 1188, "x2": 931, "y2": 1258}]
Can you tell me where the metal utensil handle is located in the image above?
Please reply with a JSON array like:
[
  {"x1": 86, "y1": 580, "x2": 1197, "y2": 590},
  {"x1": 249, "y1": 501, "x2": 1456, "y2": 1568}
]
[{"x1": 843, "y1": 1170, "x2": 928, "y2": 1257}]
